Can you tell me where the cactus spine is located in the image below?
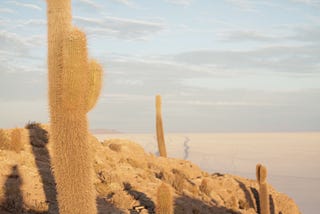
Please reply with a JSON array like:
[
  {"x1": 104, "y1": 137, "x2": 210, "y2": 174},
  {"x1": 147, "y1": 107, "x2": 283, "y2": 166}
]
[
  {"x1": 156, "y1": 183, "x2": 173, "y2": 214},
  {"x1": 256, "y1": 164, "x2": 270, "y2": 214},
  {"x1": 156, "y1": 95, "x2": 167, "y2": 157},
  {"x1": 47, "y1": 0, "x2": 102, "y2": 213}
]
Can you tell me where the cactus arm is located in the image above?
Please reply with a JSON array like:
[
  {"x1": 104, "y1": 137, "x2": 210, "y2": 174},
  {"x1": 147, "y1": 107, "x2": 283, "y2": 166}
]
[{"x1": 86, "y1": 59, "x2": 103, "y2": 112}]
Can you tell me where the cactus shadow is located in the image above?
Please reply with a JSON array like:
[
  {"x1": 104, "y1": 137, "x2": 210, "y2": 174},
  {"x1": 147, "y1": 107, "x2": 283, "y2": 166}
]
[
  {"x1": 0, "y1": 165, "x2": 46, "y2": 214},
  {"x1": 123, "y1": 182, "x2": 155, "y2": 214},
  {"x1": 96, "y1": 197, "x2": 126, "y2": 214},
  {"x1": 249, "y1": 186, "x2": 276, "y2": 214},
  {"x1": 175, "y1": 195, "x2": 241, "y2": 214},
  {"x1": 235, "y1": 179, "x2": 256, "y2": 210},
  {"x1": 250, "y1": 187, "x2": 260, "y2": 213},
  {"x1": 0, "y1": 165, "x2": 24, "y2": 213},
  {"x1": 26, "y1": 123, "x2": 59, "y2": 213},
  {"x1": 269, "y1": 195, "x2": 275, "y2": 214}
]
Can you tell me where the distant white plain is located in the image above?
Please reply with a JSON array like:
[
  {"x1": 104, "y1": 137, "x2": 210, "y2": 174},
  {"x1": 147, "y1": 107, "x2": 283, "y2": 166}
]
[{"x1": 95, "y1": 132, "x2": 320, "y2": 214}]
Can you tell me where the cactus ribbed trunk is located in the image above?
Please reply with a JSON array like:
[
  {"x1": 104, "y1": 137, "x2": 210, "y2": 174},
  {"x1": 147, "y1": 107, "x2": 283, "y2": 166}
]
[
  {"x1": 47, "y1": 1, "x2": 99, "y2": 213},
  {"x1": 11, "y1": 128, "x2": 22, "y2": 153},
  {"x1": 156, "y1": 183, "x2": 173, "y2": 214},
  {"x1": 256, "y1": 164, "x2": 270, "y2": 214},
  {"x1": 156, "y1": 95, "x2": 167, "y2": 157},
  {"x1": 47, "y1": 0, "x2": 71, "y2": 124},
  {"x1": 52, "y1": 113, "x2": 95, "y2": 213}
]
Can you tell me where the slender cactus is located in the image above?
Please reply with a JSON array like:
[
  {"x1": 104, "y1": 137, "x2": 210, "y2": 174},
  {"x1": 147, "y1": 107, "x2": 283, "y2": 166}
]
[
  {"x1": 156, "y1": 95, "x2": 167, "y2": 157},
  {"x1": 156, "y1": 183, "x2": 173, "y2": 214},
  {"x1": 11, "y1": 128, "x2": 23, "y2": 153},
  {"x1": 46, "y1": 1, "x2": 102, "y2": 213},
  {"x1": 0, "y1": 129, "x2": 11, "y2": 150},
  {"x1": 256, "y1": 164, "x2": 270, "y2": 214}
]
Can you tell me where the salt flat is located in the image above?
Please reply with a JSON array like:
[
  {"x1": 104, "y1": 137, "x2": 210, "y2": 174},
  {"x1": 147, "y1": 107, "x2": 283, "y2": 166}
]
[{"x1": 95, "y1": 132, "x2": 320, "y2": 214}]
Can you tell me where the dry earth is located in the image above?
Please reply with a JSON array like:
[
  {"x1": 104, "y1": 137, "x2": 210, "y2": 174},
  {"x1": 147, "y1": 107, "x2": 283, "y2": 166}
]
[{"x1": 0, "y1": 125, "x2": 301, "y2": 214}]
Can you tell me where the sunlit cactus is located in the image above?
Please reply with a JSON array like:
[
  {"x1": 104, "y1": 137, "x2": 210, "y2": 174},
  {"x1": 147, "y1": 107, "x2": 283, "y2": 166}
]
[
  {"x1": 86, "y1": 59, "x2": 103, "y2": 112},
  {"x1": 11, "y1": 128, "x2": 23, "y2": 153},
  {"x1": 0, "y1": 129, "x2": 11, "y2": 151},
  {"x1": 156, "y1": 182, "x2": 173, "y2": 214},
  {"x1": 156, "y1": 95, "x2": 167, "y2": 157},
  {"x1": 46, "y1": 0, "x2": 103, "y2": 213},
  {"x1": 256, "y1": 164, "x2": 270, "y2": 214}
]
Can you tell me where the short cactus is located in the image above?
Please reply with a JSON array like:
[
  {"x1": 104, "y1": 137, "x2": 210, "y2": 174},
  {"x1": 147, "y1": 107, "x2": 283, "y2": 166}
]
[
  {"x1": 155, "y1": 95, "x2": 167, "y2": 157},
  {"x1": 0, "y1": 129, "x2": 11, "y2": 150},
  {"x1": 11, "y1": 128, "x2": 23, "y2": 153},
  {"x1": 256, "y1": 164, "x2": 270, "y2": 214},
  {"x1": 156, "y1": 182, "x2": 173, "y2": 214}
]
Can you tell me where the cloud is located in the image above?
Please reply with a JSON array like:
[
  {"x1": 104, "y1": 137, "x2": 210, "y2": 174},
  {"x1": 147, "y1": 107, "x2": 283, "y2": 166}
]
[
  {"x1": 218, "y1": 30, "x2": 285, "y2": 42},
  {"x1": 74, "y1": 15, "x2": 165, "y2": 40},
  {"x1": 0, "y1": 7, "x2": 14, "y2": 14},
  {"x1": 172, "y1": 44, "x2": 320, "y2": 74},
  {"x1": 224, "y1": 0, "x2": 257, "y2": 12},
  {"x1": 91, "y1": 86, "x2": 320, "y2": 132},
  {"x1": 165, "y1": 0, "x2": 193, "y2": 6},
  {"x1": 219, "y1": 24, "x2": 320, "y2": 44},
  {"x1": 98, "y1": 54, "x2": 213, "y2": 98},
  {"x1": 0, "y1": 30, "x2": 28, "y2": 51},
  {"x1": 22, "y1": 19, "x2": 46, "y2": 26},
  {"x1": 290, "y1": 0, "x2": 320, "y2": 6},
  {"x1": 290, "y1": 25, "x2": 320, "y2": 43},
  {"x1": 0, "y1": 30, "x2": 45, "y2": 51},
  {"x1": 7, "y1": 1, "x2": 42, "y2": 11},
  {"x1": 78, "y1": 0, "x2": 101, "y2": 8},
  {"x1": 110, "y1": 0, "x2": 133, "y2": 6}
]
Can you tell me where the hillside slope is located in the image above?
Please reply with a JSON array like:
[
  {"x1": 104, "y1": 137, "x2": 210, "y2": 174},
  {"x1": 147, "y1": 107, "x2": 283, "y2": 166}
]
[{"x1": 0, "y1": 125, "x2": 300, "y2": 214}]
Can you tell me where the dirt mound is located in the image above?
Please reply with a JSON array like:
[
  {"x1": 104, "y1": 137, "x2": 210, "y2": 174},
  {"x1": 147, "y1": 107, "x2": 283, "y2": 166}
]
[{"x1": 0, "y1": 126, "x2": 301, "y2": 213}]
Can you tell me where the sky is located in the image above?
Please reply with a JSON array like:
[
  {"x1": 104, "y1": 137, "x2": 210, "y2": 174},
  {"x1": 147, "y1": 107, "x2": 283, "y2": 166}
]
[{"x1": 0, "y1": 0, "x2": 320, "y2": 133}]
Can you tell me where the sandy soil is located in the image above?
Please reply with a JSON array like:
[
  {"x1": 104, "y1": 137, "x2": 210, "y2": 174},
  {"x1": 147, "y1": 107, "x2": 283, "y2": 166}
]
[{"x1": 95, "y1": 132, "x2": 320, "y2": 214}]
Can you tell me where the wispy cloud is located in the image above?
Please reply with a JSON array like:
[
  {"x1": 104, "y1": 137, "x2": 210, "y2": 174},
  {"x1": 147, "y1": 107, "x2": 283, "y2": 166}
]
[
  {"x1": 168, "y1": 100, "x2": 279, "y2": 107},
  {"x1": 218, "y1": 30, "x2": 284, "y2": 42},
  {"x1": 224, "y1": 0, "x2": 257, "y2": 12},
  {"x1": 173, "y1": 44, "x2": 320, "y2": 75},
  {"x1": 0, "y1": 30, "x2": 28, "y2": 51},
  {"x1": 78, "y1": 0, "x2": 101, "y2": 8},
  {"x1": 74, "y1": 15, "x2": 165, "y2": 40},
  {"x1": 7, "y1": 1, "x2": 42, "y2": 11},
  {"x1": 218, "y1": 24, "x2": 320, "y2": 44},
  {"x1": 165, "y1": 0, "x2": 193, "y2": 6},
  {"x1": 0, "y1": 7, "x2": 14, "y2": 14},
  {"x1": 290, "y1": 0, "x2": 320, "y2": 6},
  {"x1": 110, "y1": 0, "x2": 134, "y2": 6}
]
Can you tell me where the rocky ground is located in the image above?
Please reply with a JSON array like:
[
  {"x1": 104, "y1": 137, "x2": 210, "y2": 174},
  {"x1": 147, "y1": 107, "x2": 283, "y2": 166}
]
[{"x1": 0, "y1": 124, "x2": 301, "y2": 214}]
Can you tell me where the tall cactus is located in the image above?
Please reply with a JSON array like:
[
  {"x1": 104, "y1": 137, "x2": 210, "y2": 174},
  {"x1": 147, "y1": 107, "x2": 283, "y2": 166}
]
[
  {"x1": 155, "y1": 95, "x2": 167, "y2": 157},
  {"x1": 47, "y1": 1, "x2": 103, "y2": 213},
  {"x1": 256, "y1": 164, "x2": 270, "y2": 214}
]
